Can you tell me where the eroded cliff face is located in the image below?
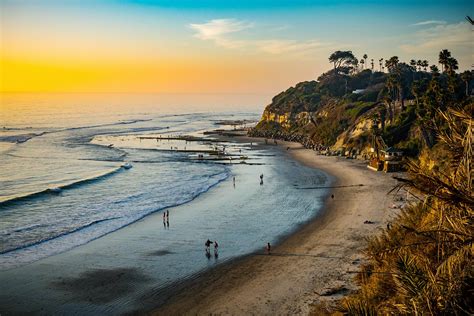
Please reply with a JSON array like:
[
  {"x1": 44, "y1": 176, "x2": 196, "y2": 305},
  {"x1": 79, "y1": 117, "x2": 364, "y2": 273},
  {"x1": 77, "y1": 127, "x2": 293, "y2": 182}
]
[
  {"x1": 260, "y1": 109, "x2": 312, "y2": 130},
  {"x1": 253, "y1": 87, "x2": 380, "y2": 152}
]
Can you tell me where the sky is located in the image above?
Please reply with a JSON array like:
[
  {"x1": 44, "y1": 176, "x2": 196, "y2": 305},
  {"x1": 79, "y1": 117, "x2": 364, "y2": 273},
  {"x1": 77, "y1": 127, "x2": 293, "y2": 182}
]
[{"x1": 0, "y1": 0, "x2": 472, "y2": 95}]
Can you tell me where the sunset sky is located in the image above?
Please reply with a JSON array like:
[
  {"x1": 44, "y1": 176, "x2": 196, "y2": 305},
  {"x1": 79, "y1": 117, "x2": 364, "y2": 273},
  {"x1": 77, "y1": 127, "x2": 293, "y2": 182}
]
[{"x1": 1, "y1": 0, "x2": 472, "y2": 95}]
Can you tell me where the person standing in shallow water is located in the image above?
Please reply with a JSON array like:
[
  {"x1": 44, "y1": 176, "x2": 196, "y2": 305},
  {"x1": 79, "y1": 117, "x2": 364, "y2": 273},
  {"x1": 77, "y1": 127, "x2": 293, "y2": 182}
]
[
  {"x1": 205, "y1": 239, "x2": 212, "y2": 254},
  {"x1": 266, "y1": 242, "x2": 271, "y2": 255},
  {"x1": 214, "y1": 241, "x2": 219, "y2": 258}
]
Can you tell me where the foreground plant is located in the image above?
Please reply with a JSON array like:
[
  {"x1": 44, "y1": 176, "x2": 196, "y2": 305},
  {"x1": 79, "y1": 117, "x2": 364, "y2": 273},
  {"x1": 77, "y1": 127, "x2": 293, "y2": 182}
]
[{"x1": 339, "y1": 108, "x2": 473, "y2": 315}]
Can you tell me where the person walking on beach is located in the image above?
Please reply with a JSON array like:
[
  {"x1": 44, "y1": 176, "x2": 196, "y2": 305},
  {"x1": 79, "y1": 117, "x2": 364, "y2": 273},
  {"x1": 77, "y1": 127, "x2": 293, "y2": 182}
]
[
  {"x1": 266, "y1": 242, "x2": 271, "y2": 255},
  {"x1": 260, "y1": 173, "x2": 264, "y2": 185},
  {"x1": 233, "y1": 176, "x2": 236, "y2": 187},
  {"x1": 214, "y1": 241, "x2": 219, "y2": 257},
  {"x1": 166, "y1": 210, "x2": 169, "y2": 219}
]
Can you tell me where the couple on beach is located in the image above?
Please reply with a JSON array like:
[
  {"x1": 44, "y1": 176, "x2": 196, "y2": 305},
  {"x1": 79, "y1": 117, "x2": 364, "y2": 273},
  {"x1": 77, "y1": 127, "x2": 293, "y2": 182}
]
[{"x1": 205, "y1": 239, "x2": 218, "y2": 258}]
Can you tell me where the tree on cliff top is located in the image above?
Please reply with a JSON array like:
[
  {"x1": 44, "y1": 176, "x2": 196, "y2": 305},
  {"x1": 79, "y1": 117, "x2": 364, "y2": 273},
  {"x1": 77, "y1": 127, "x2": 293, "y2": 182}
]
[{"x1": 329, "y1": 51, "x2": 357, "y2": 75}]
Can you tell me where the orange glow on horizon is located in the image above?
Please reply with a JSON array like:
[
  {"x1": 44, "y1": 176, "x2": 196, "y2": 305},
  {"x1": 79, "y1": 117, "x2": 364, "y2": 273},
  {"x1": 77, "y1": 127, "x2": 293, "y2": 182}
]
[{"x1": 1, "y1": 53, "x2": 316, "y2": 94}]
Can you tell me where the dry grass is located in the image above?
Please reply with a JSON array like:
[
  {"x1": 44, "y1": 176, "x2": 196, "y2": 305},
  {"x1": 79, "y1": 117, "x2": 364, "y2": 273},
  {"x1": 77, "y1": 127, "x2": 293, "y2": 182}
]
[{"x1": 338, "y1": 108, "x2": 473, "y2": 315}]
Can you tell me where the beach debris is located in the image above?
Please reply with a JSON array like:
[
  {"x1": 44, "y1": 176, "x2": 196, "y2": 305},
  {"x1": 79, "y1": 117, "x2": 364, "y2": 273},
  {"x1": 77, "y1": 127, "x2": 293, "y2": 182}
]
[
  {"x1": 363, "y1": 220, "x2": 375, "y2": 224},
  {"x1": 316, "y1": 285, "x2": 349, "y2": 296}
]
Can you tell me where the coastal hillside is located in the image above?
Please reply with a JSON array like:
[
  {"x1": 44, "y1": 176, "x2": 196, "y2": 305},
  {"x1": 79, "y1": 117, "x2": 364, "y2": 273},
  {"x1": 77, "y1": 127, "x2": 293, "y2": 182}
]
[
  {"x1": 250, "y1": 50, "x2": 473, "y2": 158},
  {"x1": 252, "y1": 50, "x2": 473, "y2": 315}
]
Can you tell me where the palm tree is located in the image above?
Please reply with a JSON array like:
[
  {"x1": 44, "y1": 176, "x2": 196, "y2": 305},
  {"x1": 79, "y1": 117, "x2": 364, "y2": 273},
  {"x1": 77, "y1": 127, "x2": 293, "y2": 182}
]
[
  {"x1": 379, "y1": 58, "x2": 384, "y2": 72},
  {"x1": 363, "y1": 54, "x2": 368, "y2": 68},
  {"x1": 421, "y1": 60, "x2": 429, "y2": 72},
  {"x1": 439, "y1": 49, "x2": 451, "y2": 73},
  {"x1": 417, "y1": 59, "x2": 423, "y2": 72},
  {"x1": 430, "y1": 65, "x2": 439, "y2": 75},
  {"x1": 410, "y1": 59, "x2": 417, "y2": 71},
  {"x1": 460, "y1": 70, "x2": 472, "y2": 96},
  {"x1": 360, "y1": 58, "x2": 365, "y2": 70},
  {"x1": 385, "y1": 56, "x2": 399, "y2": 73},
  {"x1": 446, "y1": 57, "x2": 459, "y2": 75},
  {"x1": 371, "y1": 59, "x2": 374, "y2": 71}
]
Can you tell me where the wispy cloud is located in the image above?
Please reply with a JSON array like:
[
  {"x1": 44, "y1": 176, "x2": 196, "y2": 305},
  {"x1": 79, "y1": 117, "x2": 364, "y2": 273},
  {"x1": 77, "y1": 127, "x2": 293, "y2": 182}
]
[
  {"x1": 189, "y1": 18, "x2": 331, "y2": 55},
  {"x1": 411, "y1": 20, "x2": 447, "y2": 26},
  {"x1": 401, "y1": 22, "x2": 471, "y2": 52},
  {"x1": 189, "y1": 19, "x2": 253, "y2": 49},
  {"x1": 400, "y1": 22, "x2": 472, "y2": 68},
  {"x1": 256, "y1": 39, "x2": 328, "y2": 54}
]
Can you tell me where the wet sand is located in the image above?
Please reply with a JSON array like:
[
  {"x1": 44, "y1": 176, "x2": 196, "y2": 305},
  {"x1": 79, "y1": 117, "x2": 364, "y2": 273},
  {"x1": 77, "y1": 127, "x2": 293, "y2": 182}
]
[{"x1": 154, "y1": 140, "x2": 402, "y2": 315}]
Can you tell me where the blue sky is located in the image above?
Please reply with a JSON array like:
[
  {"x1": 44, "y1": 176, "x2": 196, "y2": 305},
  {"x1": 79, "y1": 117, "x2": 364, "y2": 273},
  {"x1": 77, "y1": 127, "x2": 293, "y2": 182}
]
[{"x1": 1, "y1": 0, "x2": 472, "y2": 93}]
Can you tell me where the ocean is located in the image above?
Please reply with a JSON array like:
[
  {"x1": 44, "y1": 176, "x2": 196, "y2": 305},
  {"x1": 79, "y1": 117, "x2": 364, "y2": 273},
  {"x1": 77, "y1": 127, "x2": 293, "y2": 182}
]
[{"x1": 0, "y1": 93, "x2": 331, "y2": 314}]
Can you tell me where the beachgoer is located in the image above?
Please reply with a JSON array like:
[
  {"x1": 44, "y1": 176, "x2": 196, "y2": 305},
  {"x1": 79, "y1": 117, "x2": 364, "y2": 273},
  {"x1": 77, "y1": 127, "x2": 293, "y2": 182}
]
[
  {"x1": 166, "y1": 210, "x2": 169, "y2": 218},
  {"x1": 266, "y1": 242, "x2": 271, "y2": 255},
  {"x1": 214, "y1": 241, "x2": 218, "y2": 253},
  {"x1": 331, "y1": 194, "x2": 334, "y2": 199},
  {"x1": 205, "y1": 239, "x2": 212, "y2": 253}
]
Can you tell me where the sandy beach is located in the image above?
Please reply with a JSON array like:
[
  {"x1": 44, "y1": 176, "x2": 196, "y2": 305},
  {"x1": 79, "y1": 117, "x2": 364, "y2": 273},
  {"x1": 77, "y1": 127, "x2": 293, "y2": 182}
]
[{"x1": 154, "y1": 139, "x2": 402, "y2": 315}]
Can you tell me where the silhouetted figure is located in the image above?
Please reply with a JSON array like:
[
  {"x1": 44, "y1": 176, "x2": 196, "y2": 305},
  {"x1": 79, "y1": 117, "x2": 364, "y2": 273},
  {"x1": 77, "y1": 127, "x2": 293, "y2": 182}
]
[
  {"x1": 266, "y1": 242, "x2": 271, "y2": 255},
  {"x1": 214, "y1": 241, "x2": 219, "y2": 258},
  {"x1": 331, "y1": 194, "x2": 334, "y2": 199},
  {"x1": 166, "y1": 220, "x2": 169, "y2": 228},
  {"x1": 205, "y1": 239, "x2": 212, "y2": 255},
  {"x1": 260, "y1": 174, "x2": 264, "y2": 185},
  {"x1": 166, "y1": 210, "x2": 169, "y2": 219},
  {"x1": 233, "y1": 176, "x2": 236, "y2": 188}
]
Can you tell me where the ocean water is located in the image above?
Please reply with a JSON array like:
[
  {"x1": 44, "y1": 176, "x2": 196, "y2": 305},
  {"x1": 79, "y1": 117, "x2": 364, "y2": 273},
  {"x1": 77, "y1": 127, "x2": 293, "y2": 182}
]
[
  {"x1": 0, "y1": 93, "x2": 262, "y2": 268},
  {"x1": 0, "y1": 93, "x2": 332, "y2": 314}
]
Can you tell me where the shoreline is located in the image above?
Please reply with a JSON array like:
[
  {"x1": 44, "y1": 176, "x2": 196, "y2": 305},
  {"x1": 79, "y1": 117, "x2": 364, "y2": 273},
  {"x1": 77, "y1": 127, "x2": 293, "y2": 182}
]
[
  {"x1": 0, "y1": 133, "x2": 331, "y2": 315},
  {"x1": 153, "y1": 139, "x2": 402, "y2": 315}
]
